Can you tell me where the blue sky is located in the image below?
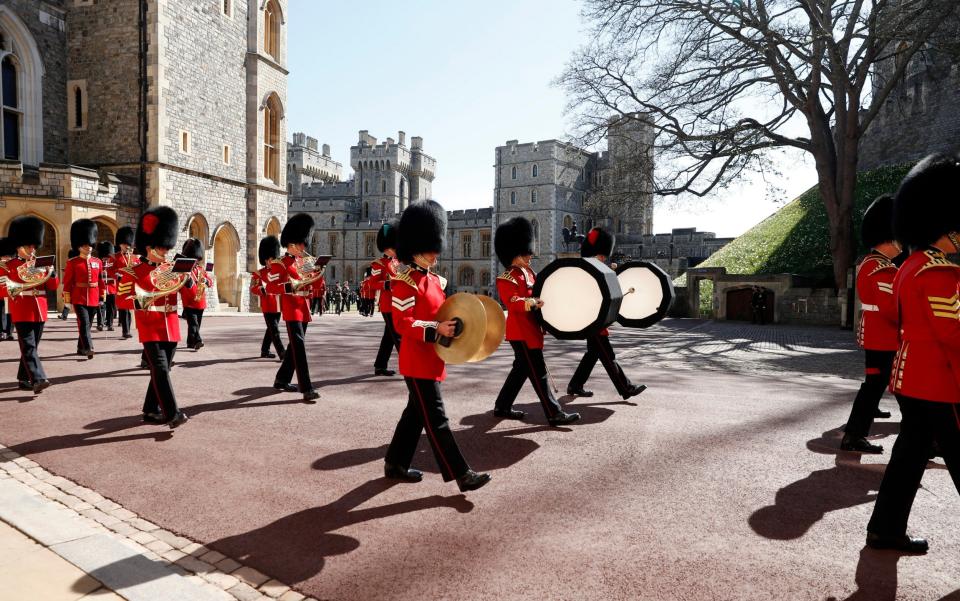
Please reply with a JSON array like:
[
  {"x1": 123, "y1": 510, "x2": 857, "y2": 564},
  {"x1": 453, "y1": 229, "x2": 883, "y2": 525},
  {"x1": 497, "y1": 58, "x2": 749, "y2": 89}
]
[{"x1": 287, "y1": 0, "x2": 817, "y2": 238}]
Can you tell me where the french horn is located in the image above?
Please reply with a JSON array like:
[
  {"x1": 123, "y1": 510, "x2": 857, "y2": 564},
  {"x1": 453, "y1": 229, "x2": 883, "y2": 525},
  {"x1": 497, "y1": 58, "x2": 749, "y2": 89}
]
[
  {"x1": 7, "y1": 256, "x2": 53, "y2": 297},
  {"x1": 134, "y1": 261, "x2": 189, "y2": 308}
]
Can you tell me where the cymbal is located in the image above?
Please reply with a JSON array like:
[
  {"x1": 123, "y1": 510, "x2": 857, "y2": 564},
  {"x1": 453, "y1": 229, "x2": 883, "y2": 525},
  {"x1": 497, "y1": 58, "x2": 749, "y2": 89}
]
[
  {"x1": 434, "y1": 293, "x2": 487, "y2": 365},
  {"x1": 470, "y1": 295, "x2": 505, "y2": 362}
]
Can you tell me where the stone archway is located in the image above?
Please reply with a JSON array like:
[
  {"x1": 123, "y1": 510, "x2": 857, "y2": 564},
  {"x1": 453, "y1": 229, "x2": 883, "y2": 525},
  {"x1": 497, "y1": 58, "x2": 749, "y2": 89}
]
[
  {"x1": 212, "y1": 222, "x2": 241, "y2": 308},
  {"x1": 264, "y1": 216, "x2": 281, "y2": 238}
]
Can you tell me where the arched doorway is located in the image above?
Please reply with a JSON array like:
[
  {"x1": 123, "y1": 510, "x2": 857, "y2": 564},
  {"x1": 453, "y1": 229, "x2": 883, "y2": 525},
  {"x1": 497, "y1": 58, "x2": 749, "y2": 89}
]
[
  {"x1": 212, "y1": 223, "x2": 240, "y2": 308},
  {"x1": 264, "y1": 216, "x2": 281, "y2": 238},
  {"x1": 186, "y1": 213, "x2": 209, "y2": 246},
  {"x1": 92, "y1": 217, "x2": 117, "y2": 247}
]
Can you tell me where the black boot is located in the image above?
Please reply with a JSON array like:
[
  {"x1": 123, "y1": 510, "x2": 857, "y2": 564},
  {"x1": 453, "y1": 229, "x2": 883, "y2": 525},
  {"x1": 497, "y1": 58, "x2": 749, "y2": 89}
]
[
  {"x1": 840, "y1": 434, "x2": 883, "y2": 454},
  {"x1": 456, "y1": 470, "x2": 491, "y2": 492}
]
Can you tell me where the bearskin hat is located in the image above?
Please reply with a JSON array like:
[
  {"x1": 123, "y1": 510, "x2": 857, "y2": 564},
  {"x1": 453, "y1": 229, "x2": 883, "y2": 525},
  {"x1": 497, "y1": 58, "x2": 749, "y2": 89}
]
[
  {"x1": 115, "y1": 226, "x2": 135, "y2": 247},
  {"x1": 135, "y1": 206, "x2": 179, "y2": 255},
  {"x1": 70, "y1": 219, "x2": 98, "y2": 251},
  {"x1": 893, "y1": 152, "x2": 960, "y2": 248},
  {"x1": 181, "y1": 237, "x2": 205, "y2": 261},
  {"x1": 363, "y1": 267, "x2": 372, "y2": 278},
  {"x1": 8, "y1": 215, "x2": 45, "y2": 249},
  {"x1": 376, "y1": 220, "x2": 399, "y2": 252},
  {"x1": 67, "y1": 248, "x2": 79, "y2": 259},
  {"x1": 258, "y1": 235, "x2": 281, "y2": 267},
  {"x1": 860, "y1": 194, "x2": 895, "y2": 249},
  {"x1": 580, "y1": 227, "x2": 616, "y2": 258},
  {"x1": 494, "y1": 217, "x2": 534, "y2": 268},
  {"x1": 280, "y1": 213, "x2": 315, "y2": 247},
  {"x1": 397, "y1": 200, "x2": 447, "y2": 263},
  {"x1": 97, "y1": 241, "x2": 114, "y2": 258},
  {"x1": 0, "y1": 237, "x2": 14, "y2": 258}
]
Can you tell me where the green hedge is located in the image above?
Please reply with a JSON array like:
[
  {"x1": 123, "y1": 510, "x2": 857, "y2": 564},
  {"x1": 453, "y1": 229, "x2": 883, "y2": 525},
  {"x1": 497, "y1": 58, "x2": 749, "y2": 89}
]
[{"x1": 680, "y1": 163, "x2": 913, "y2": 284}]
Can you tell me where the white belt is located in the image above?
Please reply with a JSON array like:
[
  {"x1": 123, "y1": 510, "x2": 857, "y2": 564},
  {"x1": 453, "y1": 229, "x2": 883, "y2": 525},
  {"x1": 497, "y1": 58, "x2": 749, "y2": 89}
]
[
  {"x1": 13, "y1": 290, "x2": 43, "y2": 297},
  {"x1": 861, "y1": 304, "x2": 879, "y2": 312},
  {"x1": 141, "y1": 305, "x2": 176, "y2": 313},
  {"x1": 290, "y1": 291, "x2": 311, "y2": 298}
]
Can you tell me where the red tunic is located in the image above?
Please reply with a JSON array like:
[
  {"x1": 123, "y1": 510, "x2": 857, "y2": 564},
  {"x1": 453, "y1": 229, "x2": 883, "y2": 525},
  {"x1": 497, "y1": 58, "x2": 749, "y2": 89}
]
[
  {"x1": 101, "y1": 255, "x2": 118, "y2": 295},
  {"x1": 360, "y1": 276, "x2": 373, "y2": 300},
  {"x1": 497, "y1": 265, "x2": 544, "y2": 349},
  {"x1": 0, "y1": 260, "x2": 9, "y2": 300},
  {"x1": 63, "y1": 255, "x2": 103, "y2": 307},
  {"x1": 889, "y1": 248, "x2": 960, "y2": 403},
  {"x1": 264, "y1": 254, "x2": 312, "y2": 323},
  {"x1": 180, "y1": 265, "x2": 213, "y2": 310},
  {"x1": 5, "y1": 257, "x2": 59, "y2": 323},
  {"x1": 113, "y1": 252, "x2": 140, "y2": 311},
  {"x1": 856, "y1": 252, "x2": 898, "y2": 351},
  {"x1": 251, "y1": 266, "x2": 281, "y2": 314},
  {"x1": 391, "y1": 266, "x2": 446, "y2": 381},
  {"x1": 131, "y1": 261, "x2": 184, "y2": 343},
  {"x1": 370, "y1": 255, "x2": 399, "y2": 313}
]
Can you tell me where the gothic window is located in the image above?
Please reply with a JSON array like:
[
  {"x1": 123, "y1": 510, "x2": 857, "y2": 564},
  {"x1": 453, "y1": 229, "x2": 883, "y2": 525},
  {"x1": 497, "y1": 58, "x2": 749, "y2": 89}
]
[
  {"x1": 264, "y1": 1, "x2": 281, "y2": 61},
  {"x1": 364, "y1": 180, "x2": 369, "y2": 193},
  {"x1": 531, "y1": 189, "x2": 538, "y2": 203},
  {"x1": 532, "y1": 164, "x2": 538, "y2": 177},
  {"x1": 461, "y1": 232, "x2": 473, "y2": 258},
  {"x1": 481, "y1": 231, "x2": 491, "y2": 257},
  {"x1": 459, "y1": 266, "x2": 475, "y2": 287},
  {"x1": 510, "y1": 191, "x2": 517, "y2": 205},
  {"x1": 263, "y1": 95, "x2": 281, "y2": 183},
  {"x1": 363, "y1": 201, "x2": 369, "y2": 220},
  {"x1": 328, "y1": 232, "x2": 339, "y2": 256},
  {"x1": 381, "y1": 180, "x2": 386, "y2": 193},
  {"x1": 479, "y1": 270, "x2": 490, "y2": 288},
  {"x1": 1, "y1": 55, "x2": 19, "y2": 160},
  {"x1": 329, "y1": 216, "x2": 335, "y2": 227},
  {"x1": 511, "y1": 166, "x2": 517, "y2": 180}
]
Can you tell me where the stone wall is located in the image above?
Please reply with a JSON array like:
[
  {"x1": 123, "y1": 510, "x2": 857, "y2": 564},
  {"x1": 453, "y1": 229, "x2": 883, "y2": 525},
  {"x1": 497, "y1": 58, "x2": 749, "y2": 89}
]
[{"x1": 778, "y1": 288, "x2": 842, "y2": 326}]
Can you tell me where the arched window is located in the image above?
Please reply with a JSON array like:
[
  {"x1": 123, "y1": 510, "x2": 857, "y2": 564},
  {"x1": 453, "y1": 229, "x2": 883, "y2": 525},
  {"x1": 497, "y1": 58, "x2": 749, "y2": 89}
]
[
  {"x1": 459, "y1": 266, "x2": 475, "y2": 287},
  {"x1": 329, "y1": 216, "x2": 335, "y2": 227},
  {"x1": 532, "y1": 164, "x2": 538, "y2": 177},
  {"x1": 263, "y1": 0, "x2": 280, "y2": 61},
  {"x1": 363, "y1": 201, "x2": 369, "y2": 220},
  {"x1": 263, "y1": 95, "x2": 281, "y2": 184},
  {"x1": 287, "y1": 183, "x2": 292, "y2": 194},
  {"x1": 1, "y1": 54, "x2": 19, "y2": 160},
  {"x1": 381, "y1": 180, "x2": 386, "y2": 193},
  {"x1": 363, "y1": 180, "x2": 369, "y2": 193},
  {"x1": 510, "y1": 191, "x2": 516, "y2": 205},
  {"x1": 511, "y1": 166, "x2": 517, "y2": 180},
  {"x1": 479, "y1": 270, "x2": 490, "y2": 289},
  {"x1": 531, "y1": 219, "x2": 540, "y2": 256}
]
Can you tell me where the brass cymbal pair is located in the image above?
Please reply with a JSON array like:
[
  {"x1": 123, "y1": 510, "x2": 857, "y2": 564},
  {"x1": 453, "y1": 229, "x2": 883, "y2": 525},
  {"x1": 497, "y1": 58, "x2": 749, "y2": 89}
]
[{"x1": 434, "y1": 293, "x2": 506, "y2": 364}]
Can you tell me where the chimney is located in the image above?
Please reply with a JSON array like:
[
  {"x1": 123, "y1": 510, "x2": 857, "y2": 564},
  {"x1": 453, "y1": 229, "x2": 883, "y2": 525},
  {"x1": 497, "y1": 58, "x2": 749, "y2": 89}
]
[
  {"x1": 386, "y1": 137, "x2": 395, "y2": 146},
  {"x1": 322, "y1": 144, "x2": 330, "y2": 157},
  {"x1": 398, "y1": 131, "x2": 406, "y2": 146},
  {"x1": 293, "y1": 132, "x2": 305, "y2": 146},
  {"x1": 306, "y1": 136, "x2": 318, "y2": 151},
  {"x1": 411, "y1": 136, "x2": 423, "y2": 150}
]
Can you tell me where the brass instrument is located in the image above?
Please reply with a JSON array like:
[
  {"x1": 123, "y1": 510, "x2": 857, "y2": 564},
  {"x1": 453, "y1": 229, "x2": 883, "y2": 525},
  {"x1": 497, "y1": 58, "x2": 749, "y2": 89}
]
[
  {"x1": 291, "y1": 252, "x2": 325, "y2": 290},
  {"x1": 195, "y1": 264, "x2": 208, "y2": 298},
  {"x1": 433, "y1": 293, "x2": 506, "y2": 365},
  {"x1": 7, "y1": 256, "x2": 53, "y2": 298},
  {"x1": 134, "y1": 261, "x2": 189, "y2": 309}
]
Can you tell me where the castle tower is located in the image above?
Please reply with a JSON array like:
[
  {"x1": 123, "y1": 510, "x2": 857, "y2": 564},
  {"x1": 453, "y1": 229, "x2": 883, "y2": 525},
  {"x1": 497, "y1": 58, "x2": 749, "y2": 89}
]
[{"x1": 349, "y1": 130, "x2": 436, "y2": 223}]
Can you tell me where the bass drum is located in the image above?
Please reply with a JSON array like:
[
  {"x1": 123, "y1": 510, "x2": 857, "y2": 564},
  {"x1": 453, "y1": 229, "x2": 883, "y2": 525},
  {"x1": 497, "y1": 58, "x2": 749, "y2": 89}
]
[
  {"x1": 615, "y1": 261, "x2": 674, "y2": 328},
  {"x1": 533, "y1": 258, "x2": 622, "y2": 340}
]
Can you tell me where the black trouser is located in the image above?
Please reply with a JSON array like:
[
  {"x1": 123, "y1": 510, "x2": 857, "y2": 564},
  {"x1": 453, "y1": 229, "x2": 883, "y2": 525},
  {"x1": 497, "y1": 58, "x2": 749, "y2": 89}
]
[
  {"x1": 118, "y1": 309, "x2": 132, "y2": 336},
  {"x1": 311, "y1": 297, "x2": 322, "y2": 315},
  {"x1": 568, "y1": 333, "x2": 637, "y2": 397},
  {"x1": 15, "y1": 322, "x2": 46, "y2": 384},
  {"x1": 867, "y1": 395, "x2": 960, "y2": 537},
  {"x1": 275, "y1": 321, "x2": 311, "y2": 391},
  {"x1": 74, "y1": 304, "x2": 96, "y2": 352},
  {"x1": 0, "y1": 300, "x2": 12, "y2": 336},
  {"x1": 182, "y1": 307, "x2": 204, "y2": 348},
  {"x1": 374, "y1": 312, "x2": 401, "y2": 370},
  {"x1": 100, "y1": 295, "x2": 116, "y2": 329},
  {"x1": 386, "y1": 378, "x2": 469, "y2": 482},
  {"x1": 495, "y1": 340, "x2": 563, "y2": 418},
  {"x1": 261, "y1": 312, "x2": 284, "y2": 356},
  {"x1": 59, "y1": 305, "x2": 70, "y2": 320},
  {"x1": 141, "y1": 341, "x2": 180, "y2": 420},
  {"x1": 844, "y1": 349, "x2": 896, "y2": 438}
]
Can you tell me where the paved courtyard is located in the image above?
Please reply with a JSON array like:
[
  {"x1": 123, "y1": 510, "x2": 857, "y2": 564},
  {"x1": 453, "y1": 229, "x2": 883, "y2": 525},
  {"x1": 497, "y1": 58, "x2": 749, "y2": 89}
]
[{"x1": 0, "y1": 314, "x2": 957, "y2": 600}]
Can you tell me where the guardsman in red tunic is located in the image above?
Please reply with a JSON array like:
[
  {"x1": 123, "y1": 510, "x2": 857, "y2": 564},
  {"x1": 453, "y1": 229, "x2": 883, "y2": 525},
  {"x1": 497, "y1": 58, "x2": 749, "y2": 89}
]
[
  {"x1": 492, "y1": 217, "x2": 579, "y2": 426},
  {"x1": 866, "y1": 154, "x2": 960, "y2": 553},
  {"x1": 369, "y1": 220, "x2": 401, "y2": 376},
  {"x1": 359, "y1": 267, "x2": 373, "y2": 316},
  {"x1": 112, "y1": 226, "x2": 139, "y2": 339},
  {"x1": 63, "y1": 219, "x2": 104, "y2": 359},
  {"x1": 0, "y1": 237, "x2": 14, "y2": 341},
  {"x1": 251, "y1": 235, "x2": 284, "y2": 360},
  {"x1": 567, "y1": 227, "x2": 647, "y2": 400},
  {"x1": 841, "y1": 195, "x2": 900, "y2": 453},
  {"x1": 384, "y1": 200, "x2": 490, "y2": 492},
  {"x1": 178, "y1": 238, "x2": 213, "y2": 350},
  {"x1": 6, "y1": 216, "x2": 60, "y2": 393},
  {"x1": 266, "y1": 213, "x2": 320, "y2": 402},
  {"x1": 129, "y1": 206, "x2": 191, "y2": 428},
  {"x1": 97, "y1": 241, "x2": 116, "y2": 332}
]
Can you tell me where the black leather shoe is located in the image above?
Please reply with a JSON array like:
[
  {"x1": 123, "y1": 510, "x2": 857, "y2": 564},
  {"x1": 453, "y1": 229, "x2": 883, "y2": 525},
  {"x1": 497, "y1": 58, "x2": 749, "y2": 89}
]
[
  {"x1": 374, "y1": 368, "x2": 396, "y2": 376},
  {"x1": 167, "y1": 411, "x2": 189, "y2": 429},
  {"x1": 260, "y1": 352, "x2": 276, "y2": 359},
  {"x1": 566, "y1": 386, "x2": 594, "y2": 397},
  {"x1": 840, "y1": 434, "x2": 883, "y2": 454},
  {"x1": 97, "y1": 325, "x2": 104, "y2": 331},
  {"x1": 457, "y1": 470, "x2": 491, "y2": 492},
  {"x1": 122, "y1": 333, "x2": 133, "y2": 339},
  {"x1": 493, "y1": 408, "x2": 525, "y2": 420},
  {"x1": 273, "y1": 382, "x2": 297, "y2": 392},
  {"x1": 623, "y1": 384, "x2": 647, "y2": 399},
  {"x1": 86, "y1": 350, "x2": 95, "y2": 360},
  {"x1": 875, "y1": 409, "x2": 892, "y2": 419},
  {"x1": 142, "y1": 412, "x2": 165, "y2": 424},
  {"x1": 384, "y1": 462, "x2": 423, "y2": 482},
  {"x1": 193, "y1": 341, "x2": 204, "y2": 350},
  {"x1": 866, "y1": 532, "x2": 928, "y2": 553},
  {"x1": 303, "y1": 389, "x2": 320, "y2": 403},
  {"x1": 33, "y1": 380, "x2": 51, "y2": 394},
  {"x1": 18, "y1": 380, "x2": 32, "y2": 391},
  {"x1": 548, "y1": 411, "x2": 581, "y2": 426},
  {"x1": 107, "y1": 326, "x2": 115, "y2": 332}
]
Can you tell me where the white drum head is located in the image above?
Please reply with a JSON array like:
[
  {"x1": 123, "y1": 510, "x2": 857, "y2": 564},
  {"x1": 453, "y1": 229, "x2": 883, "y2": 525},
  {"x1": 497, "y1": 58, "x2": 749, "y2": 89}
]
[
  {"x1": 618, "y1": 267, "x2": 666, "y2": 321},
  {"x1": 538, "y1": 266, "x2": 604, "y2": 334}
]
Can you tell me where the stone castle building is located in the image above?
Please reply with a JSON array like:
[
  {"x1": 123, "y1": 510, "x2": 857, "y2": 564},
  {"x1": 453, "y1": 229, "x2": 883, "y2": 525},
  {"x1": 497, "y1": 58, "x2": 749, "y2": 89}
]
[{"x1": 0, "y1": 0, "x2": 288, "y2": 310}]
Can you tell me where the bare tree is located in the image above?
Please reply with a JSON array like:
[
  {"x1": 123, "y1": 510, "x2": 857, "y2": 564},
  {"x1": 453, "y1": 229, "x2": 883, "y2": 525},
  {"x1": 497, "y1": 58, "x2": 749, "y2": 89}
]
[{"x1": 558, "y1": 0, "x2": 960, "y2": 288}]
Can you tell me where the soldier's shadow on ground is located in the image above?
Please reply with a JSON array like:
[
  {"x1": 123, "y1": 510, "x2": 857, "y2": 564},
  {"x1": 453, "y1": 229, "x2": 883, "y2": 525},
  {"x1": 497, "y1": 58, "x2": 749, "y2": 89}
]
[
  {"x1": 72, "y1": 478, "x2": 473, "y2": 591},
  {"x1": 828, "y1": 549, "x2": 960, "y2": 601}
]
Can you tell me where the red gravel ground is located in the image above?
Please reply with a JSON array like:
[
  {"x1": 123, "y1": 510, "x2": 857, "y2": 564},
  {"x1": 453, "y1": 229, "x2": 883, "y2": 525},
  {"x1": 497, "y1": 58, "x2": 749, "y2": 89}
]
[{"x1": 1, "y1": 315, "x2": 958, "y2": 600}]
